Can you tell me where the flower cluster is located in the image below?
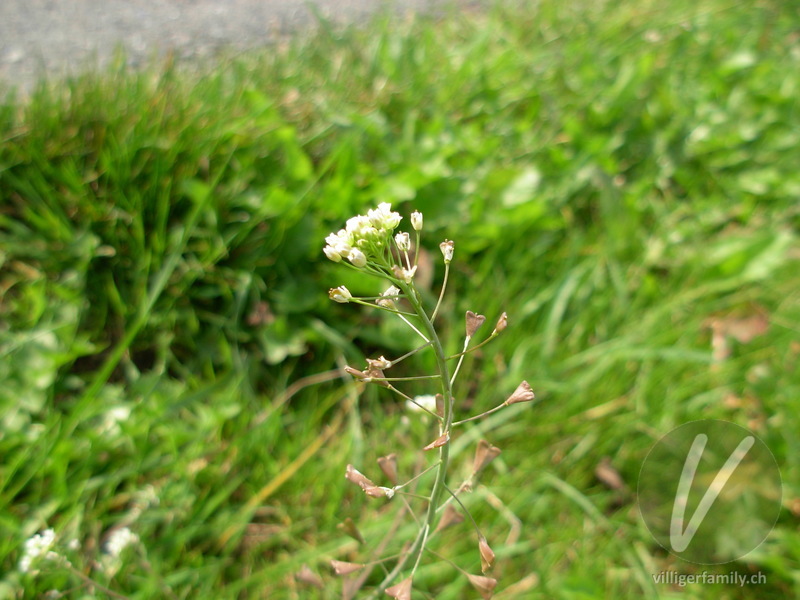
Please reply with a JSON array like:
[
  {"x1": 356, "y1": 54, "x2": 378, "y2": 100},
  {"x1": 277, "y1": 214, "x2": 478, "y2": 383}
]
[
  {"x1": 323, "y1": 203, "x2": 403, "y2": 266},
  {"x1": 19, "y1": 529, "x2": 58, "y2": 574}
]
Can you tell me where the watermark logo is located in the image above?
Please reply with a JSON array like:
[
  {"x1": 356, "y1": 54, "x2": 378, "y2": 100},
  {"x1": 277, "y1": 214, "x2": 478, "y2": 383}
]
[{"x1": 638, "y1": 420, "x2": 781, "y2": 564}]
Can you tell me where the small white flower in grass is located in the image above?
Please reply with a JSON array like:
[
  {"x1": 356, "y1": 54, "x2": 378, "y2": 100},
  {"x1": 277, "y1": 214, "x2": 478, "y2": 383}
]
[
  {"x1": 329, "y1": 286, "x2": 353, "y2": 303},
  {"x1": 406, "y1": 394, "x2": 437, "y2": 414},
  {"x1": 105, "y1": 527, "x2": 139, "y2": 558},
  {"x1": 19, "y1": 529, "x2": 58, "y2": 574},
  {"x1": 395, "y1": 232, "x2": 410, "y2": 252},
  {"x1": 411, "y1": 211, "x2": 423, "y2": 231}
]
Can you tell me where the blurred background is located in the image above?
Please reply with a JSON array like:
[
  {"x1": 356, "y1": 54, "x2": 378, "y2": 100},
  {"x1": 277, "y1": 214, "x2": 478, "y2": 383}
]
[{"x1": 1, "y1": 0, "x2": 798, "y2": 598}]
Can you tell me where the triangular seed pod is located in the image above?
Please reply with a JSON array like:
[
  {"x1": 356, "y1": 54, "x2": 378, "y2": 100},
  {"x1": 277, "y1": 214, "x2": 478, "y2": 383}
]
[
  {"x1": 385, "y1": 577, "x2": 413, "y2": 599},
  {"x1": 467, "y1": 574, "x2": 498, "y2": 600},
  {"x1": 331, "y1": 560, "x2": 365, "y2": 576},
  {"x1": 465, "y1": 311, "x2": 486, "y2": 337},
  {"x1": 377, "y1": 454, "x2": 399, "y2": 485}
]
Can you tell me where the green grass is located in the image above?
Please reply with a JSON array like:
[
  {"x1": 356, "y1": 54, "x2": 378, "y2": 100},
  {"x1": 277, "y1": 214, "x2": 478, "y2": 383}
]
[{"x1": 1, "y1": 0, "x2": 799, "y2": 597}]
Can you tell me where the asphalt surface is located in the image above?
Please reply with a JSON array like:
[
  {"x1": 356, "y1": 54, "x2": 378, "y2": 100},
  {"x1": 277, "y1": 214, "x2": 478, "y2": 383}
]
[{"x1": 0, "y1": 0, "x2": 474, "y2": 95}]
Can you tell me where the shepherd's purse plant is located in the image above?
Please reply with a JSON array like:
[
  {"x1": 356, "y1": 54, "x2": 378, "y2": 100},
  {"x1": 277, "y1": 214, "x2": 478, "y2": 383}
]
[{"x1": 323, "y1": 203, "x2": 536, "y2": 599}]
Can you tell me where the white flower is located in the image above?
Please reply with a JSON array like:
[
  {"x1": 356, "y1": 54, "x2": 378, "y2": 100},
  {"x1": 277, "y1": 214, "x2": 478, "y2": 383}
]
[
  {"x1": 411, "y1": 211, "x2": 423, "y2": 231},
  {"x1": 406, "y1": 395, "x2": 437, "y2": 414},
  {"x1": 347, "y1": 248, "x2": 367, "y2": 267},
  {"x1": 395, "y1": 232, "x2": 410, "y2": 252},
  {"x1": 367, "y1": 203, "x2": 402, "y2": 230},
  {"x1": 439, "y1": 239, "x2": 454, "y2": 264},
  {"x1": 323, "y1": 245, "x2": 342, "y2": 262},
  {"x1": 19, "y1": 529, "x2": 57, "y2": 573},
  {"x1": 104, "y1": 527, "x2": 139, "y2": 558},
  {"x1": 329, "y1": 286, "x2": 353, "y2": 303},
  {"x1": 377, "y1": 285, "x2": 400, "y2": 308}
]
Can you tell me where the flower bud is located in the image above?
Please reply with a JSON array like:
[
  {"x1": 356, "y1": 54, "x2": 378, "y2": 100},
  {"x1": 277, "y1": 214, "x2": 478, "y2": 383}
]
[
  {"x1": 439, "y1": 239, "x2": 454, "y2": 264},
  {"x1": 323, "y1": 245, "x2": 342, "y2": 262},
  {"x1": 347, "y1": 248, "x2": 367, "y2": 267},
  {"x1": 465, "y1": 311, "x2": 486, "y2": 337},
  {"x1": 411, "y1": 211, "x2": 423, "y2": 231},
  {"x1": 492, "y1": 312, "x2": 508, "y2": 335},
  {"x1": 328, "y1": 286, "x2": 352, "y2": 303},
  {"x1": 504, "y1": 380, "x2": 535, "y2": 405},
  {"x1": 395, "y1": 232, "x2": 411, "y2": 251}
]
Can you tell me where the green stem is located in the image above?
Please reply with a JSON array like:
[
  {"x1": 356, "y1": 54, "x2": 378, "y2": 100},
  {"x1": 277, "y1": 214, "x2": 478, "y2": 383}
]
[{"x1": 367, "y1": 280, "x2": 454, "y2": 597}]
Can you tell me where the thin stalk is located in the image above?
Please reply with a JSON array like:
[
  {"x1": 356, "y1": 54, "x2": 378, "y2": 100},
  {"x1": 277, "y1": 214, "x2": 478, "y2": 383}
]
[
  {"x1": 430, "y1": 262, "x2": 450, "y2": 322},
  {"x1": 449, "y1": 336, "x2": 471, "y2": 387},
  {"x1": 367, "y1": 280, "x2": 455, "y2": 598},
  {"x1": 452, "y1": 402, "x2": 506, "y2": 426},
  {"x1": 398, "y1": 314, "x2": 430, "y2": 343},
  {"x1": 389, "y1": 340, "x2": 434, "y2": 366},
  {"x1": 384, "y1": 384, "x2": 442, "y2": 421},
  {"x1": 445, "y1": 332, "x2": 498, "y2": 360}
]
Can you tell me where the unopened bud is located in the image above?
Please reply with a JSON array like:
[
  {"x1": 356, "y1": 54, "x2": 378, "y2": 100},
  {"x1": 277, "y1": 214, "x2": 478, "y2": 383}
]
[
  {"x1": 336, "y1": 517, "x2": 365, "y2": 545},
  {"x1": 422, "y1": 431, "x2": 450, "y2": 451},
  {"x1": 479, "y1": 538, "x2": 495, "y2": 573},
  {"x1": 504, "y1": 380, "x2": 535, "y2": 405},
  {"x1": 377, "y1": 454, "x2": 398, "y2": 485},
  {"x1": 439, "y1": 239, "x2": 454, "y2": 264},
  {"x1": 347, "y1": 248, "x2": 367, "y2": 268},
  {"x1": 331, "y1": 560, "x2": 365, "y2": 576},
  {"x1": 385, "y1": 577, "x2": 413, "y2": 600},
  {"x1": 473, "y1": 440, "x2": 502, "y2": 475},
  {"x1": 465, "y1": 311, "x2": 486, "y2": 338},
  {"x1": 467, "y1": 574, "x2": 498, "y2": 600},
  {"x1": 329, "y1": 286, "x2": 352, "y2": 303},
  {"x1": 492, "y1": 312, "x2": 508, "y2": 335},
  {"x1": 411, "y1": 211, "x2": 423, "y2": 231},
  {"x1": 395, "y1": 232, "x2": 411, "y2": 251}
]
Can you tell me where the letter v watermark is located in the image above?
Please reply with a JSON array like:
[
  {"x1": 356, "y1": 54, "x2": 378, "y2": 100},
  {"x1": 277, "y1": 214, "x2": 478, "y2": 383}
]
[{"x1": 670, "y1": 433, "x2": 755, "y2": 552}]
